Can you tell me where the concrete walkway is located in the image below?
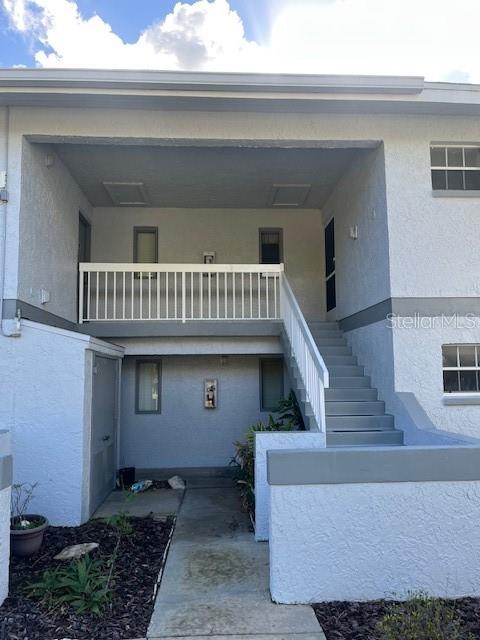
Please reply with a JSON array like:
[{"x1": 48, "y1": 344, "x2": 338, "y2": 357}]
[{"x1": 148, "y1": 479, "x2": 325, "y2": 640}]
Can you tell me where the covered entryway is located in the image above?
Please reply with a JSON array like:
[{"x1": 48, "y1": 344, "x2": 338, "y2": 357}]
[{"x1": 90, "y1": 354, "x2": 119, "y2": 514}]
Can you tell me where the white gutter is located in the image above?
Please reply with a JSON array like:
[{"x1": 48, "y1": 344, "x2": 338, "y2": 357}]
[{"x1": 0, "y1": 69, "x2": 425, "y2": 95}]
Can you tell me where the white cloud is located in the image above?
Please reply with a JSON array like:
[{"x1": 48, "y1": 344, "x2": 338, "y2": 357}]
[{"x1": 2, "y1": 0, "x2": 480, "y2": 82}]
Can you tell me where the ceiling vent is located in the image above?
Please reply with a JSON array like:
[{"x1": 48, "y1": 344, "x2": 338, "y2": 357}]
[
  {"x1": 103, "y1": 182, "x2": 149, "y2": 206},
  {"x1": 270, "y1": 184, "x2": 311, "y2": 207}
]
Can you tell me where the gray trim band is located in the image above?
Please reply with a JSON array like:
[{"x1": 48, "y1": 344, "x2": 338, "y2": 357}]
[
  {"x1": 267, "y1": 446, "x2": 480, "y2": 485},
  {"x1": 78, "y1": 320, "x2": 283, "y2": 338},
  {"x1": 0, "y1": 455, "x2": 13, "y2": 490},
  {"x1": 3, "y1": 299, "x2": 76, "y2": 331},
  {"x1": 340, "y1": 297, "x2": 480, "y2": 331}
]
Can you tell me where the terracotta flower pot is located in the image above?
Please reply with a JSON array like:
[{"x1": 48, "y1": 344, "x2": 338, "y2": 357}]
[{"x1": 10, "y1": 515, "x2": 49, "y2": 557}]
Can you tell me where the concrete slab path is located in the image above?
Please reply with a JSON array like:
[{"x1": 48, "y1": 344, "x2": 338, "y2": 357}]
[{"x1": 148, "y1": 479, "x2": 325, "y2": 640}]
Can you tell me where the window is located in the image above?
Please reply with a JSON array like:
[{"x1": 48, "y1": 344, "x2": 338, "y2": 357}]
[
  {"x1": 260, "y1": 358, "x2": 284, "y2": 410},
  {"x1": 134, "y1": 227, "x2": 158, "y2": 263},
  {"x1": 442, "y1": 345, "x2": 480, "y2": 393},
  {"x1": 135, "y1": 360, "x2": 161, "y2": 413},
  {"x1": 259, "y1": 229, "x2": 283, "y2": 264},
  {"x1": 431, "y1": 145, "x2": 480, "y2": 191}
]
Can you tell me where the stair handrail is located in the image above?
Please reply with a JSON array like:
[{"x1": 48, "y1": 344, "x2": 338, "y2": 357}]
[{"x1": 280, "y1": 272, "x2": 329, "y2": 433}]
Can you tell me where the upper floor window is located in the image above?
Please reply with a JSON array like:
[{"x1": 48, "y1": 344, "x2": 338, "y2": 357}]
[
  {"x1": 442, "y1": 345, "x2": 480, "y2": 393},
  {"x1": 259, "y1": 229, "x2": 283, "y2": 264},
  {"x1": 134, "y1": 227, "x2": 158, "y2": 263},
  {"x1": 431, "y1": 145, "x2": 480, "y2": 191}
]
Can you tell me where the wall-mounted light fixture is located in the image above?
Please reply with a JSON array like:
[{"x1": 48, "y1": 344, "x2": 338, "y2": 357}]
[
  {"x1": 204, "y1": 379, "x2": 217, "y2": 409},
  {"x1": 349, "y1": 225, "x2": 358, "y2": 240}
]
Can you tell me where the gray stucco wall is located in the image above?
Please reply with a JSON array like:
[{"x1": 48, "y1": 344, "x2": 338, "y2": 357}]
[
  {"x1": 120, "y1": 354, "x2": 282, "y2": 469},
  {"x1": 0, "y1": 107, "x2": 6, "y2": 174},
  {"x1": 322, "y1": 146, "x2": 389, "y2": 320},
  {"x1": 17, "y1": 141, "x2": 92, "y2": 322},
  {"x1": 91, "y1": 207, "x2": 325, "y2": 321}
]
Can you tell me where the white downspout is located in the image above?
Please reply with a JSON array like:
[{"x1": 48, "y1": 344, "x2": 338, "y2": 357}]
[{"x1": 0, "y1": 106, "x2": 20, "y2": 337}]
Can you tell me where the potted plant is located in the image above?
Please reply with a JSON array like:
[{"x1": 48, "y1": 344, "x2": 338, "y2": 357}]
[{"x1": 10, "y1": 482, "x2": 48, "y2": 557}]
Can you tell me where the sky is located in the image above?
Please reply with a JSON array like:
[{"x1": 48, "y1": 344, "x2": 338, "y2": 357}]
[{"x1": 0, "y1": 0, "x2": 479, "y2": 82}]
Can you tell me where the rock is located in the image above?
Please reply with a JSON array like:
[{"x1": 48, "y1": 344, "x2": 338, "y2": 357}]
[
  {"x1": 153, "y1": 514, "x2": 169, "y2": 523},
  {"x1": 168, "y1": 475, "x2": 186, "y2": 490},
  {"x1": 54, "y1": 542, "x2": 99, "y2": 561}
]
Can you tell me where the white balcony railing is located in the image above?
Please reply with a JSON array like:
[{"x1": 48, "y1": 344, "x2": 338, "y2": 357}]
[
  {"x1": 79, "y1": 263, "x2": 283, "y2": 323},
  {"x1": 280, "y1": 274, "x2": 329, "y2": 433}
]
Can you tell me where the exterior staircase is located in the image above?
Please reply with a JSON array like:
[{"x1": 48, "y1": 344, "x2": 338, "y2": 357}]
[{"x1": 287, "y1": 320, "x2": 404, "y2": 446}]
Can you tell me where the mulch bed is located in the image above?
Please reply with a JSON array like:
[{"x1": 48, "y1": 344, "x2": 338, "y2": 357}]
[
  {"x1": 313, "y1": 599, "x2": 480, "y2": 639},
  {"x1": 1, "y1": 516, "x2": 175, "y2": 640}
]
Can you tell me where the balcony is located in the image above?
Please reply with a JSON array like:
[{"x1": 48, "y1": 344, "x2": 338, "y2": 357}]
[{"x1": 79, "y1": 263, "x2": 283, "y2": 323}]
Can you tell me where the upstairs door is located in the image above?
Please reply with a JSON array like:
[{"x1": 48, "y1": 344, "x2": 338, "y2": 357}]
[
  {"x1": 90, "y1": 355, "x2": 118, "y2": 515},
  {"x1": 78, "y1": 214, "x2": 91, "y2": 320},
  {"x1": 324, "y1": 218, "x2": 336, "y2": 313}
]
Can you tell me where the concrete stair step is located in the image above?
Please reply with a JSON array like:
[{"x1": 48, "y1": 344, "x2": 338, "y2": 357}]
[
  {"x1": 323, "y1": 355, "x2": 357, "y2": 366},
  {"x1": 325, "y1": 387, "x2": 378, "y2": 401},
  {"x1": 327, "y1": 429, "x2": 404, "y2": 446},
  {"x1": 314, "y1": 337, "x2": 348, "y2": 347},
  {"x1": 308, "y1": 321, "x2": 340, "y2": 330},
  {"x1": 330, "y1": 376, "x2": 371, "y2": 388},
  {"x1": 318, "y1": 345, "x2": 352, "y2": 356},
  {"x1": 326, "y1": 414, "x2": 395, "y2": 431},
  {"x1": 310, "y1": 329, "x2": 344, "y2": 339},
  {"x1": 328, "y1": 365, "x2": 364, "y2": 377},
  {"x1": 325, "y1": 400, "x2": 385, "y2": 416}
]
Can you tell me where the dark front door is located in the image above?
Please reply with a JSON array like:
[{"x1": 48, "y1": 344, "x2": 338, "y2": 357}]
[
  {"x1": 324, "y1": 218, "x2": 336, "y2": 312},
  {"x1": 78, "y1": 214, "x2": 91, "y2": 319}
]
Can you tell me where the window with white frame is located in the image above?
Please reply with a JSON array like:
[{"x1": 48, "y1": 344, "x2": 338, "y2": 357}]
[
  {"x1": 431, "y1": 145, "x2": 480, "y2": 191},
  {"x1": 442, "y1": 345, "x2": 480, "y2": 393},
  {"x1": 136, "y1": 360, "x2": 161, "y2": 413}
]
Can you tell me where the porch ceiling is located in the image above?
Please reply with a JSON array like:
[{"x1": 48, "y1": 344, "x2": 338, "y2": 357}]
[{"x1": 53, "y1": 143, "x2": 368, "y2": 209}]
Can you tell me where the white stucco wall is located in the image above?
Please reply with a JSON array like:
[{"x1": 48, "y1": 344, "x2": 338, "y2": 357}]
[
  {"x1": 0, "y1": 430, "x2": 11, "y2": 606},
  {"x1": 120, "y1": 354, "x2": 282, "y2": 469},
  {"x1": 91, "y1": 206, "x2": 324, "y2": 321},
  {"x1": 0, "y1": 321, "x2": 121, "y2": 525},
  {"x1": 323, "y1": 146, "x2": 390, "y2": 320},
  {"x1": 117, "y1": 336, "x2": 283, "y2": 356},
  {"x1": 0, "y1": 486, "x2": 9, "y2": 606},
  {"x1": 392, "y1": 317, "x2": 480, "y2": 440},
  {"x1": 254, "y1": 431, "x2": 325, "y2": 541},
  {"x1": 16, "y1": 141, "x2": 92, "y2": 322},
  {"x1": 270, "y1": 479, "x2": 480, "y2": 603}
]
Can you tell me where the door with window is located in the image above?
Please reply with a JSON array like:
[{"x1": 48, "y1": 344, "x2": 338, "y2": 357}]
[{"x1": 324, "y1": 218, "x2": 336, "y2": 313}]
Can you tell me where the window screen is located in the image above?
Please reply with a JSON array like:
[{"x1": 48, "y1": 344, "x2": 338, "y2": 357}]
[
  {"x1": 431, "y1": 146, "x2": 480, "y2": 191},
  {"x1": 134, "y1": 228, "x2": 158, "y2": 263},
  {"x1": 442, "y1": 345, "x2": 480, "y2": 393},
  {"x1": 136, "y1": 360, "x2": 161, "y2": 413},
  {"x1": 260, "y1": 358, "x2": 284, "y2": 411},
  {"x1": 260, "y1": 229, "x2": 282, "y2": 264}
]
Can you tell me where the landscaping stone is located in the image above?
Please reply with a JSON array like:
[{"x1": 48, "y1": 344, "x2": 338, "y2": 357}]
[
  {"x1": 167, "y1": 475, "x2": 186, "y2": 490},
  {"x1": 54, "y1": 542, "x2": 99, "y2": 560}
]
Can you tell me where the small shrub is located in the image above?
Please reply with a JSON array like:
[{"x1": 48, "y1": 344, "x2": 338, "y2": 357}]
[
  {"x1": 276, "y1": 390, "x2": 305, "y2": 430},
  {"x1": 105, "y1": 512, "x2": 133, "y2": 537},
  {"x1": 25, "y1": 556, "x2": 111, "y2": 615},
  {"x1": 377, "y1": 592, "x2": 474, "y2": 640},
  {"x1": 10, "y1": 482, "x2": 39, "y2": 529}
]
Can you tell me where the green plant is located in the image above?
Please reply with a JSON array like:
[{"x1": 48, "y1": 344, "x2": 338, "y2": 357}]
[
  {"x1": 105, "y1": 511, "x2": 133, "y2": 537},
  {"x1": 232, "y1": 412, "x2": 293, "y2": 513},
  {"x1": 25, "y1": 556, "x2": 111, "y2": 615},
  {"x1": 10, "y1": 482, "x2": 40, "y2": 529},
  {"x1": 276, "y1": 390, "x2": 305, "y2": 430},
  {"x1": 377, "y1": 592, "x2": 474, "y2": 640}
]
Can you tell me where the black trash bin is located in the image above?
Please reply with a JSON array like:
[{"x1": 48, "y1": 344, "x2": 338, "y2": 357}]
[{"x1": 118, "y1": 467, "x2": 135, "y2": 488}]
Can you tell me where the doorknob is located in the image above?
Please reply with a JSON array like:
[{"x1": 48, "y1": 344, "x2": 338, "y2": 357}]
[{"x1": 102, "y1": 435, "x2": 111, "y2": 442}]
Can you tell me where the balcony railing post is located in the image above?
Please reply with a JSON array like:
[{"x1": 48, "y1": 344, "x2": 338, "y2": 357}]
[
  {"x1": 182, "y1": 271, "x2": 186, "y2": 323},
  {"x1": 78, "y1": 265, "x2": 84, "y2": 324}
]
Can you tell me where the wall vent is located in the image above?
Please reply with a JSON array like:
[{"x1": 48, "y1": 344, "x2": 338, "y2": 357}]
[
  {"x1": 270, "y1": 184, "x2": 311, "y2": 207},
  {"x1": 103, "y1": 182, "x2": 149, "y2": 206}
]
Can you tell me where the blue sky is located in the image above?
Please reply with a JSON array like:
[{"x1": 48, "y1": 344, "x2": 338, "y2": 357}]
[
  {"x1": 0, "y1": 0, "x2": 272, "y2": 68},
  {"x1": 0, "y1": 0, "x2": 479, "y2": 81}
]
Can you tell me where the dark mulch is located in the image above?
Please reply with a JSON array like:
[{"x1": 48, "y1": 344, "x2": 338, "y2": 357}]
[
  {"x1": 313, "y1": 598, "x2": 480, "y2": 639},
  {"x1": 1, "y1": 516, "x2": 174, "y2": 640}
]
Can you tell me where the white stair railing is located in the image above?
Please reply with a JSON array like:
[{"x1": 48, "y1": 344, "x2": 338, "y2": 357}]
[
  {"x1": 79, "y1": 263, "x2": 283, "y2": 323},
  {"x1": 280, "y1": 273, "x2": 329, "y2": 433}
]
